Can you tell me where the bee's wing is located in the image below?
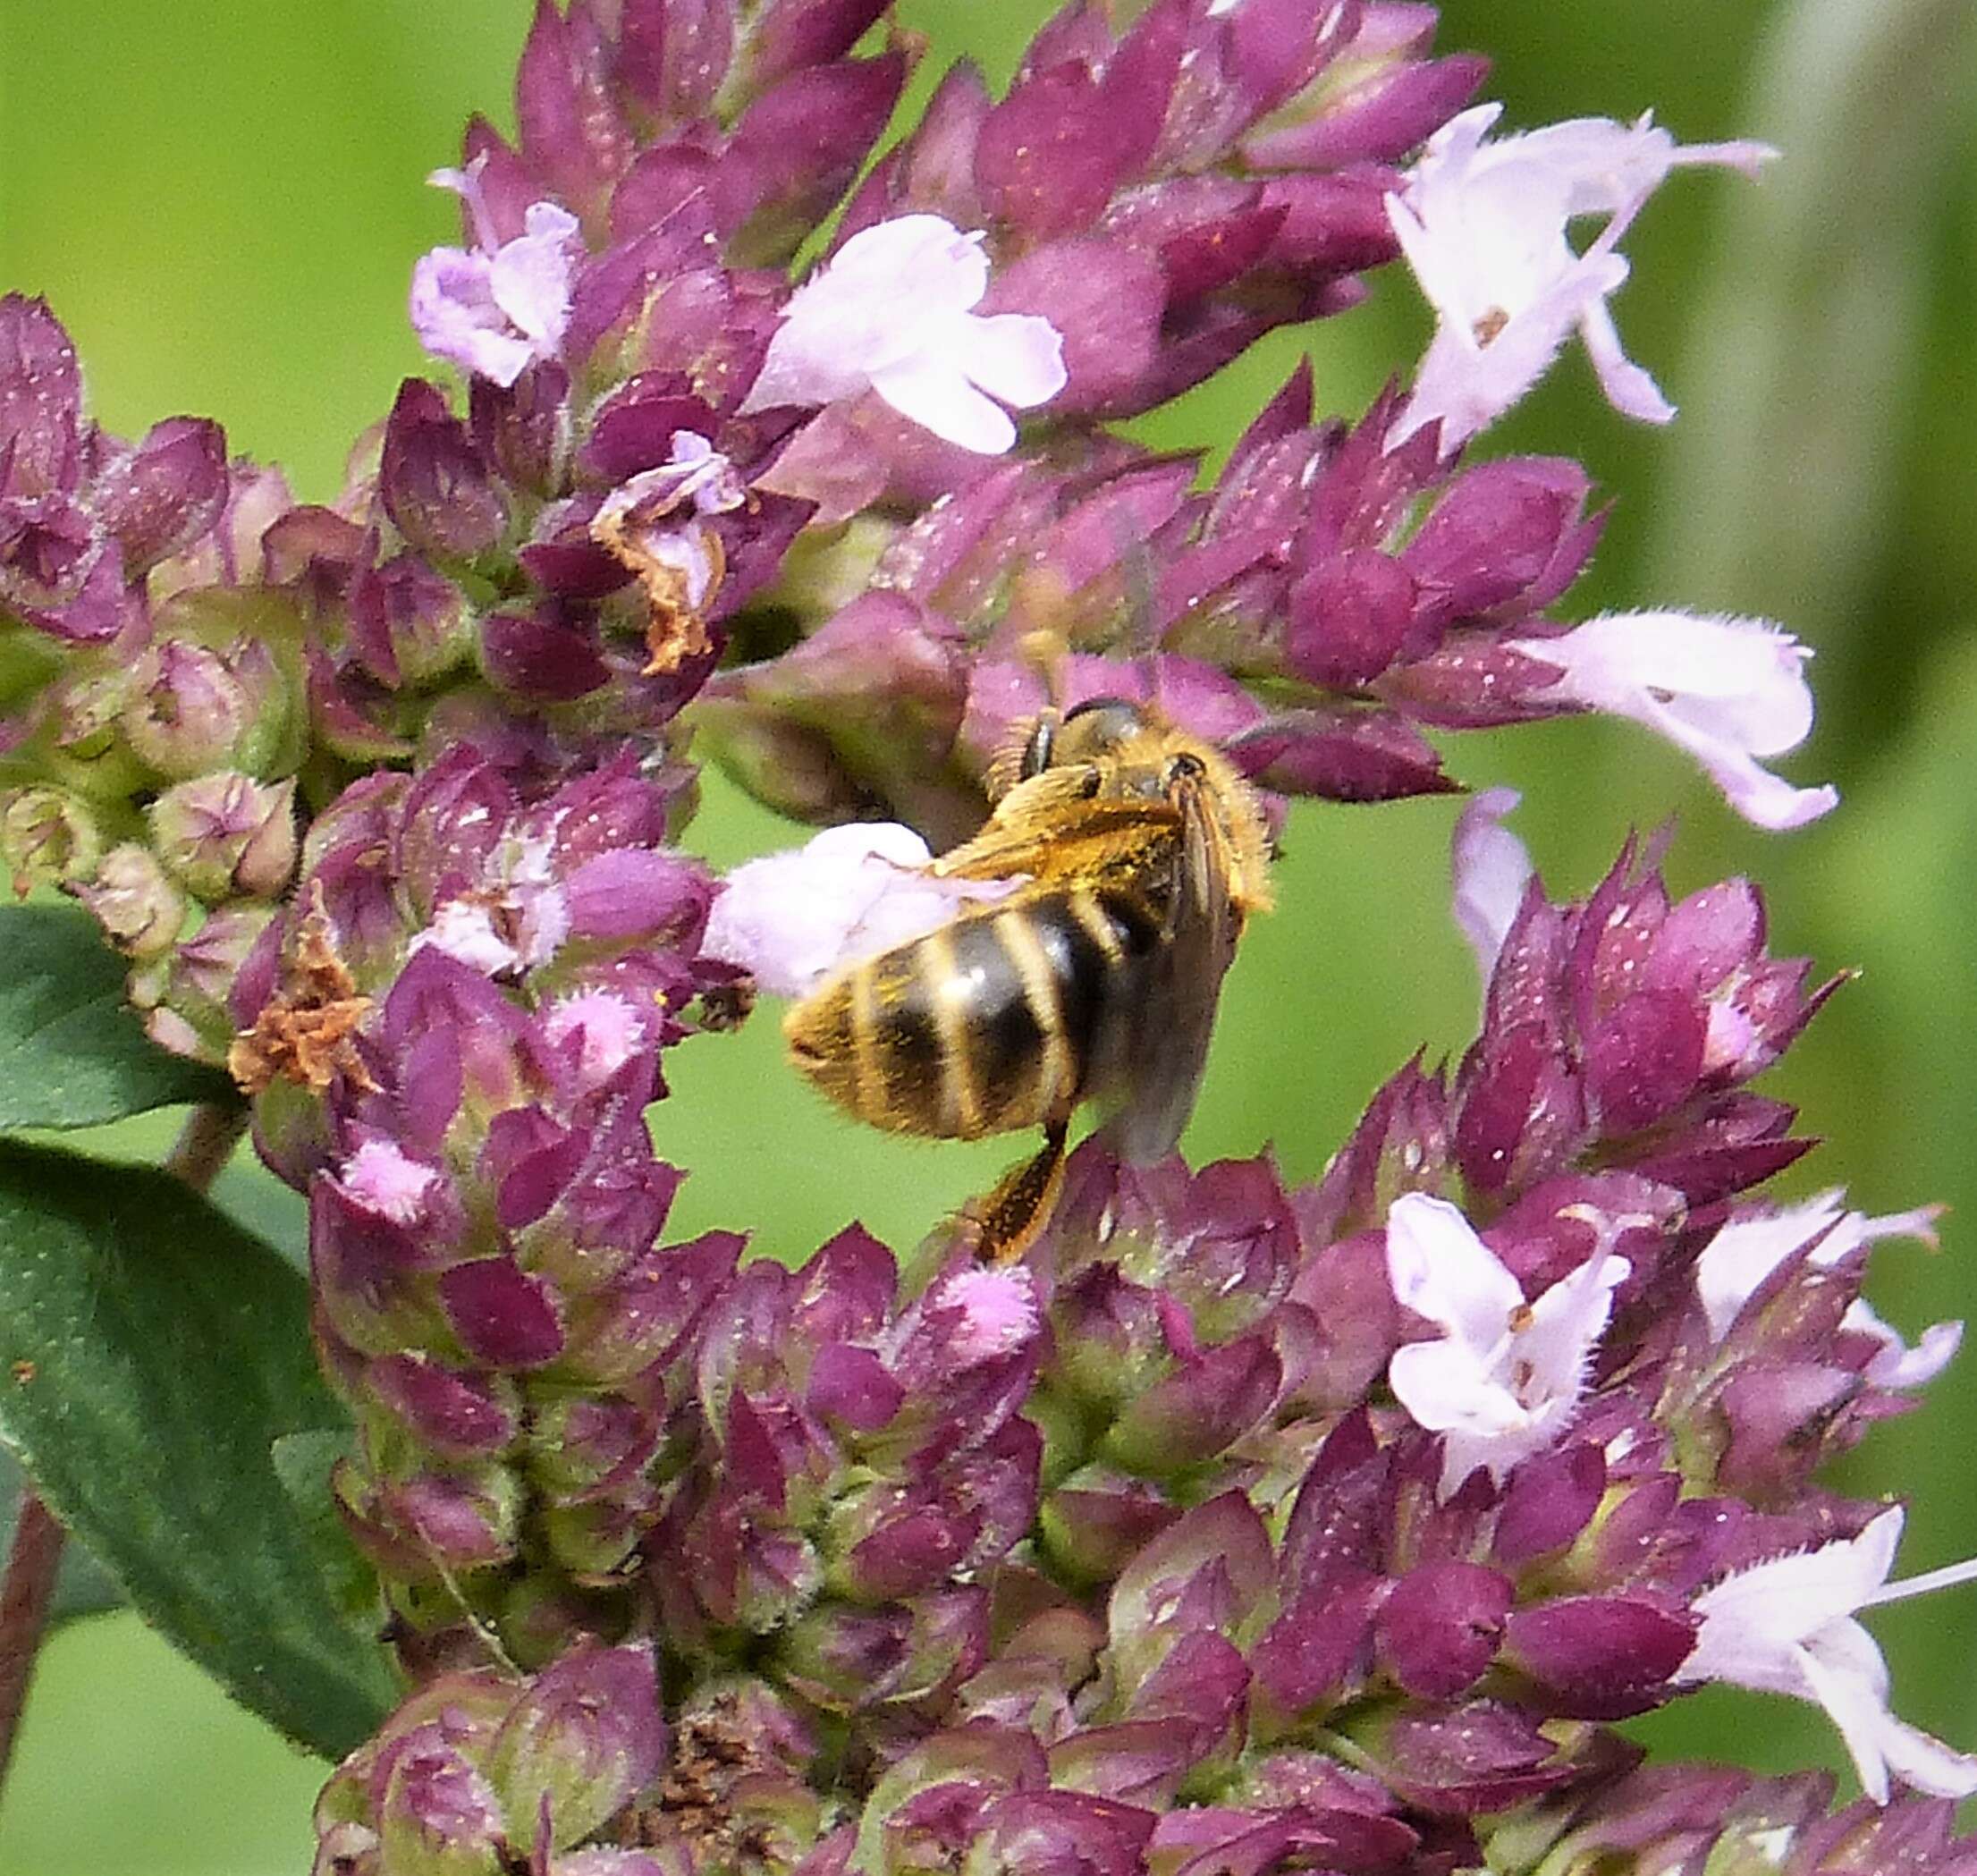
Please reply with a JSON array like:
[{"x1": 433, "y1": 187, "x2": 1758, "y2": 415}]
[{"x1": 1100, "y1": 773, "x2": 1239, "y2": 1163}]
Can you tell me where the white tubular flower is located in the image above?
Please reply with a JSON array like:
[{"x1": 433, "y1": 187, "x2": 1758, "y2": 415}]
[
  {"x1": 739, "y1": 215, "x2": 1067, "y2": 453},
  {"x1": 1507, "y1": 611, "x2": 1839, "y2": 830},
  {"x1": 1694, "y1": 1189, "x2": 1958, "y2": 1385},
  {"x1": 1384, "y1": 1192, "x2": 1628, "y2": 1500},
  {"x1": 1677, "y1": 1508, "x2": 1977, "y2": 1803},
  {"x1": 1389, "y1": 105, "x2": 1774, "y2": 451}
]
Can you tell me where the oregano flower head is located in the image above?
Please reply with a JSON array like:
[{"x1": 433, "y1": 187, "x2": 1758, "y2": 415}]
[{"x1": 0, "y1": 6, "x2": 1964, "y2": 1876}]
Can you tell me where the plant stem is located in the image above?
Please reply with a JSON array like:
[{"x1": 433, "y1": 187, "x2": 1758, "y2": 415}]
[
  {"x1": 0, "y1": 1100, "x2": 246, "y2": 1799},
  {"x1": 162, "y1": 1098, "x2": 249, "y2": 1192},
  {"x1": 0, "y1": 1490, "x2": 63, "y2": 1794}
]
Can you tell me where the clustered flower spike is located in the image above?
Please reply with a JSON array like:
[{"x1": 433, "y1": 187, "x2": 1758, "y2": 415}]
[
  {"x1": 0, "y1": 2, "x2": 1955, "y2": 1872},
  {"x1": 295, "y1": 798, "x2": 1977, "y2": 1876}
]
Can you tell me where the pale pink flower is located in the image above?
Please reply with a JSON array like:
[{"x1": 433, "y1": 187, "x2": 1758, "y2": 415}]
[
  {"x1": 410, "y1": 161, "x2": 581, "y2": 388},
  {"x1": 702, "y1": 823, "x2": 1018, "y2": 1000},
  {"x1": 1384, "y1": 1192, "x2": 1628, "y2": 1499},
  {"x1": 1677, "y1": 1508, "x2": 1977, "y2": 1803},
  {"x1": 1389, "y1": 105, "x2": 1774, "y2": 450},
  {"x1": 739, "y1": 215, "x2": 1067, "y2": 453},
  {"x1": 1508, "y1": 611, "x2": 1839, "y2": 829},
  {"x1": 1695, "y1": 1189, "x2": 1958, "y2": 1385},
  {"x1": 925, "y1": 1267, "x2": 1042, "y2": 1368}
]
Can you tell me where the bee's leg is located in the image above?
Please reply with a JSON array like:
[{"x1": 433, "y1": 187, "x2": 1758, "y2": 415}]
[{"x1": 969, "y1": 1113, "x2": 1071, "y2": 1264}]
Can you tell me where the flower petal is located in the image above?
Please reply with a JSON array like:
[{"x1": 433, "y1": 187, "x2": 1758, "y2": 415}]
[
  {"x1": 1846, "y1": 1301, "x2": 1964, "y2": 1390},
  {"x1": 1577, "y1": 296, "x2": 1674, "y2": 424},
  {"x1": 870, "y1": 353, "x2": 1019, "y2": 454},
  {"x1": 1389, "y1": 1341, "x2": 1528, "y2": 1437},
  {"x1": 1517, "y1": 1252, "x2": 1627, "y2": 1403},
  {"x1": 957, "y1": 311, "x2": 1068, "y2": 410},
  {"x1": 1385, "y1": 1192, "x2": 1524, "y2": 1347},
  {"x1": 1695, "y1": 1192, "x2": 1849, "y2": 1339},
  {"x1": 1798, "y1": 1631, "x2": 1898, "y2": 1804},
  {"x1": 1449, "y1": 787, "x2": 1533, "y2": 989},
  {"x1": 704, "y1": 823, "x2": 1018, "y2": 998}
]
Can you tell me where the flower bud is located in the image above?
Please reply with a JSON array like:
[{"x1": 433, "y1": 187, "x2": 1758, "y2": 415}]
[
  {"x1": 68, "y1": 842, "x2": 187, "y2": 958},
  {"x1": 0, "y1": 784, "x2": 102, "y2": 889},
  {"x1": 483, "y1": 1644, "x2": 665, "y2": 1852},
  {"x1": 90, "y1": 415, "x2": 229, "y2": 574},
  {"x1": 348, "y1": 554, "x2": 474, "y2": 689},
  {"x1": 119, "y1": 597, "x2": 297, "y2": 780},
  {"x1": 148, "y1": 772, "x2": 297, "y2": 900},
  {"x1": 376, "y1": 1726, "x2": 509, "y2": 1876},
  {"x1": 146, "y1": 904, "x2": 279, "y2": 1062},
  {"x1": 381, "y1": 379, "x2": 509, "y2": 562}
]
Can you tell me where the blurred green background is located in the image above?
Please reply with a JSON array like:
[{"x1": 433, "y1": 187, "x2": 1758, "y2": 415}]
[{"x1": 3, "y1": 2, "x2": 1975, "y2": 1870}]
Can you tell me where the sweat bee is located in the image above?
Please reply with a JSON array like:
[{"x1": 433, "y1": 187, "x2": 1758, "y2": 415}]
[{"x1": 783, "y1": 697, "x2": 1275, "y2": 1261}]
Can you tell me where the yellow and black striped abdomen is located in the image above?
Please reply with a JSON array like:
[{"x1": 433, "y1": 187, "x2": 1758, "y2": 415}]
[{"x1": 783, "y1": 885, "x2": 1161, "y2": 1141}]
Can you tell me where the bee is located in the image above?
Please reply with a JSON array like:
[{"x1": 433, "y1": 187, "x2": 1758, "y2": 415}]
[{"x1": 782, "y1": 697, "x2": 1275, "y2": 1261}]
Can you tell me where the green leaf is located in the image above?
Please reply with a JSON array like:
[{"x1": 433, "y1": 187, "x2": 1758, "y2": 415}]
[
  {"x1": 0, "y1": 1140, "x2": 398, "y2": 1758},
  {"x1": 0, "y1": 1446, "x2": 123, "y2": 1627},
  {"x1": 271, "y1": 1430, "x2": 384, "y2": 1631},
  {"x1": 0, "y1": 904, "x2": 234, "y2": 1131}
]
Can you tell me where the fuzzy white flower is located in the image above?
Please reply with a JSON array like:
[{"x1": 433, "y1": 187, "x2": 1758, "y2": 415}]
[
  {"x1": 1384, "y1": 1192, "x2": 1628, "y2": 1499},
  {"x1": 924, "y1": 1267, "x2": 1042, "y2": 1368},
  {"x1": 541, "y1": 989, "x2": 648, "y2": 1092},
  {"x1": 739, "y1": 215, "x2": 1067, "y2": 453},
  {"x1": 1389, "y1": 106, "x2": 1773, "y2": 451},
  {"x1": 1508, "y1": 611, "x2": 1839, "y2": 830},
  {"x1": 1694, "y1": 1189, "x2": 1959, "y2": 1386},
  {"x1": 1677, "y1": 1508, "x2": 1977, "y2": 1803}
]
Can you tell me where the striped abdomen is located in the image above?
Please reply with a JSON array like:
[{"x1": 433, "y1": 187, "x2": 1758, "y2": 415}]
[{"x1": 783, "y1": 885, "x2": 1162, "y2": 1140}]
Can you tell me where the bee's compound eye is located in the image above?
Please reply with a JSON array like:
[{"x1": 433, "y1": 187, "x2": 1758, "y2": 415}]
[
  {"x1": 1018, "y1": 714, "x2": 1057, "y2": 782},
  {"x1": 1055, "y1": 697, "x2": 1146, "y2": 763},
  {"x1": 1164, "y1": 751, "x2": 1206, "y2": 789}
]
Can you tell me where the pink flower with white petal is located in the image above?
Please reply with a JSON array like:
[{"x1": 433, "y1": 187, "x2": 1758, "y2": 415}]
[
  {"x1": 702, "y1": 823, "x2": 1019, "y2": 1000},
  {"x1": 1506, "y1": 611, "x2": 1839, "y2": 830},
  {"x1": 1389, "y1": 105, "x2": 1774, "y2": 451},
  {"x1": 739, "y1": 214, "x2": 1067, "y2": 454},
  {"x1": 410, "y1": 161, "x2": 581, "y2": 388},
  {"x1": 1384, "y1": 1192, "x2": 1628, "y2": 1499},
  {"x1": 1695, "y1": 1188, "x2": 1958, "y2": 1384},
  {"x1": 1677, "y1": 1508, "x2": 1977, "y2": 1803},
  {"x1": 1449, "y1": 787, "x2": 1533, "y2": 989}
]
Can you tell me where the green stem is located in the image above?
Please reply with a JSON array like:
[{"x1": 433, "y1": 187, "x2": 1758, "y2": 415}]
[{"x1": 0, "y1": 1100, "x2": 245, "y2": 1800}]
